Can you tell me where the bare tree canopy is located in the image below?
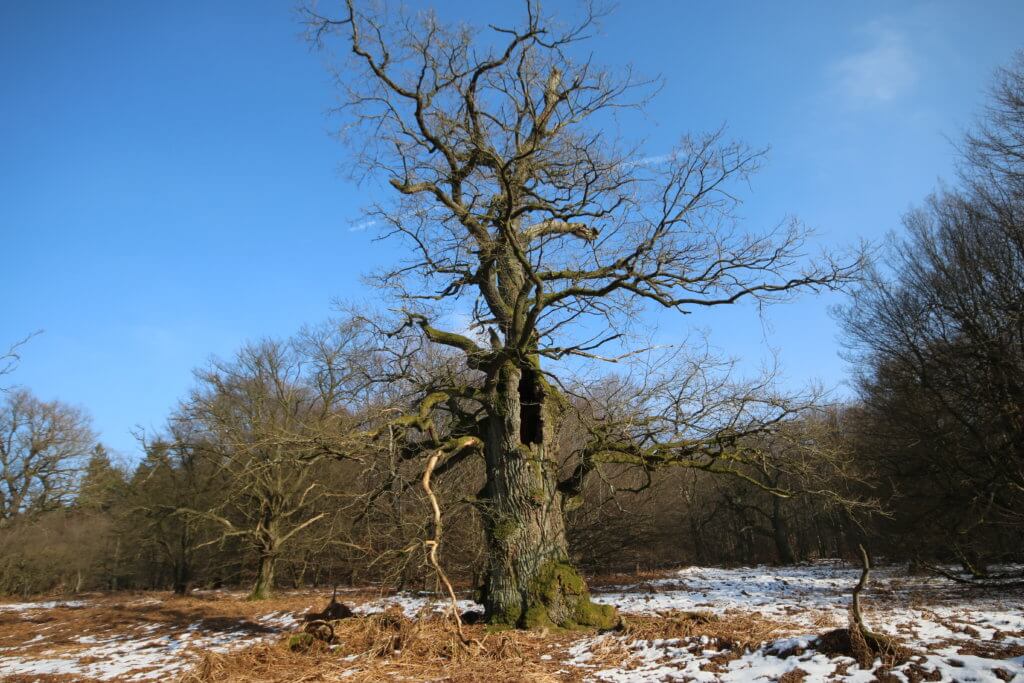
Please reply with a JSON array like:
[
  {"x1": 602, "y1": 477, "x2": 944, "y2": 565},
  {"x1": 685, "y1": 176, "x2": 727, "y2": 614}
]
[
  {"x1": 0, "y1": 389, "x2": 95, "y2": 523},
  {"x1": 304, "y1": 0, "x2": 862, "y2": 628},
  {"x1": 174, "y1": 325, "x2": 374, "y2": 599}
]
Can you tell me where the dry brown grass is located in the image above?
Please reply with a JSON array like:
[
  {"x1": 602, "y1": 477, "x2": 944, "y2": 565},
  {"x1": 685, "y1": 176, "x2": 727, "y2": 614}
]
[
  {"x1": 0, "y1": 591, "x2": 307, "y2": 654},
  {"x1": 570, "y1": 608, "x2": 811, "y2": 676},
  {"x1": 5, "y1": 571, "x2": 1010, "y2": 683},
  {"x1": 0, "y1": 589, "x2": 398, "y2": 682},
  {"x1": 177, "y1": 608, "x2": 818, "y2": 683},
  {"x1": 618, "y1": 609, "x2": 795, "y2": 651},
  {"x1": 181, "y1": 611, "x2": 584, "y2": 683}
]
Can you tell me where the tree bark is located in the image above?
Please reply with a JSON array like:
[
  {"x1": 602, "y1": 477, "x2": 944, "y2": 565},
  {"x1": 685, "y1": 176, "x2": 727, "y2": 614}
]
[
  {"x1": 771, "y1": 496, "x2": 797, "y2": 565},
  {"x1": 479, "y1": 362, "x2": 616, "y2": 629},
  {"x1": 172, "y1": 561, "x2": 191, "y2": 596},
  {"x1": 689, "y1": 513, "x2": 707, "y2": 566},
  {"x1": 172, "y1": 533, "x2": 192, "y2": 596},
  {"x1": 250, "y1": 548, "x2": 276, "y2": 600}
]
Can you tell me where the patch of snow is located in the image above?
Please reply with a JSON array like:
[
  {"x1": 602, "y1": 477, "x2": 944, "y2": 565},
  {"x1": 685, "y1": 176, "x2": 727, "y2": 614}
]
[
  {"x1": 0, "y1": 599, "x2": 86, "y2": 611},
  {"x1": 0, "y1": 601, "x2": 304, "y2": 680},
  {"x1": 351, "y1": 594, "x2": 476, "y2": 617},
  {"x1": 569, "y1": 632, "x2": 1024, "y2": 683},
  {"x1": 258, "y1": 610, "x2": 300, "y2": 630},
  {"x1": 571, "y1": 563, "x2": 1024, "y2": 682}
]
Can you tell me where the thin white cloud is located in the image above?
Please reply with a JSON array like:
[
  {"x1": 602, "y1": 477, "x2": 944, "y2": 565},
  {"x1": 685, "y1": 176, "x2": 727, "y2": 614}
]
[
  {"x1": 347, "y1": 218, "x2": 377, "y2": 232},
  {"x1": 636, "y1": 153, "x2": 672, "y2": 167},
  {"x1": 831, "y1": 22, "x2": 917, "y2": 104},
  {"x1": 620, "y1": 153, "x2": 672, "y2": 170}
]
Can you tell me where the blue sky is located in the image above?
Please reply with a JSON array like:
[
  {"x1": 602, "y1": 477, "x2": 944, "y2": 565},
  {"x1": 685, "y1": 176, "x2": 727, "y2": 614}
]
[{"x1": 2, "y1": 1, "x2": 1022, "y2": 460}]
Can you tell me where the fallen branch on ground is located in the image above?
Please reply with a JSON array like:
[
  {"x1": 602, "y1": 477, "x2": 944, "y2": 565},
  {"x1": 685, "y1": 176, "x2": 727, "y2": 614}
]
[{"x1": 925, "y1": 562, "x2": 1024, "y2": 589}]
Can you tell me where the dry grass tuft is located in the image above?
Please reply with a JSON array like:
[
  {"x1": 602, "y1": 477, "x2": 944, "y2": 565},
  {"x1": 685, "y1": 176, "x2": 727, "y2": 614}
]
[
  {"x1": 617, "y1": 609, "x2": 792, "y2": 652},
  {"x1": 562, "y1": 609, "x2": 807, "y2": 676},
  {"x1": 778, "y1": 668, "x2": 809, "y2": 683}
]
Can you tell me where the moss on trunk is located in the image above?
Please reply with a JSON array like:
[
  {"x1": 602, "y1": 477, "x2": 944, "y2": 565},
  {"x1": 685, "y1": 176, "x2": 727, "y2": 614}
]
[
  {"x1": 248, "y1": 552, "x2": 276, "y2": 601},
  {"x1": 519, "y1": 561, "x2": 617, "y2": 630},
  {"x1": 480, "y1": 355, "x2": 616, "y2": 630}
]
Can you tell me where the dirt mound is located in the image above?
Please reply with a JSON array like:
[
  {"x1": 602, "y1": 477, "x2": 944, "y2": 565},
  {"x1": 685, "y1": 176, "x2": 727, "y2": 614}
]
[{"x1": 301, "y1": 589, "x2": 354, "y2": 622}]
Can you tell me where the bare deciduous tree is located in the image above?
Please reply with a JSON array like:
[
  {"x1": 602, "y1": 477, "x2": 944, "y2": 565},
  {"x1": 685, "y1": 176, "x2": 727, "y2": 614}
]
[
  {"x1": 0, "y1": 389, "x2": 95, "y2": 524},
  {"x1": 0, "y1": 332, "x2": 41, "y2": 390},
  {"x1": 179, "y1": 327, "x2": 368, "y2": 599},
  {"x1": 305, "y1": 0, "x2": 861, "y2": 627}
]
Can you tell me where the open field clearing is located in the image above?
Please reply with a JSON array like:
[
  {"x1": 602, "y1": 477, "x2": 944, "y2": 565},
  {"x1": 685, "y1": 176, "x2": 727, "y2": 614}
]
[
  {"x1": 0, "y1": 562, "x2": 1021, "y2": 682},
  {"x1": 6, "y1": 3, "x2": 1024, "y2": 682}
]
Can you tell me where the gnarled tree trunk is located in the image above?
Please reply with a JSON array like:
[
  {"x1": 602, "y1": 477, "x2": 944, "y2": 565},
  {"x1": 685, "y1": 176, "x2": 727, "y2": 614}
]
[{"x1": 480, "y1": 361, "x2": 616, "y2": 629}]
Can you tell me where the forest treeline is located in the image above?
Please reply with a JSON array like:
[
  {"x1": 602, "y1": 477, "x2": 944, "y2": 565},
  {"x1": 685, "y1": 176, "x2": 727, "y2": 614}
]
[{"x1": 2, "y1": 36, "x2": 1022, "y2": 600}]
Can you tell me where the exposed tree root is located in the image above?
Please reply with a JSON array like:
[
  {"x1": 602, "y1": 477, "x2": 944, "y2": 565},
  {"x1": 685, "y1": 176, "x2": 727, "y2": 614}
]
[{"x1": 818, "y1": 544, "x2": 910, "y2": 669}]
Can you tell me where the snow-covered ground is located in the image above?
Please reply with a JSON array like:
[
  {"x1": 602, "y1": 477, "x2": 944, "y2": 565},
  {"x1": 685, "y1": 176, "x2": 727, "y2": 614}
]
[
  {"x1": 0, "y1": 600, "x2": 85, "y2": 612},
  {"x1": 0, "y1": 563, "x2": 1021, "y2": 681},
  {"x1": 0, "y1": 601, "x2": 301, "y2": 681},
  {"x1": 0, "y1": 589, "x2": 480, "y2": 681},
  {"x1": 577, "y1": 562, "x2": 1024, "y2": 682},
  {"x1": 350, "y1": 592, "x2": 477, "y2": 617}
]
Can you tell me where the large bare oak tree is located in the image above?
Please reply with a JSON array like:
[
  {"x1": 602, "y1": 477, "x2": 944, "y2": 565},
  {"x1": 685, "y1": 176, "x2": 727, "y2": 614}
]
[{"x1": 307, "y1": 0, "x2": 860, "y2": 628}]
